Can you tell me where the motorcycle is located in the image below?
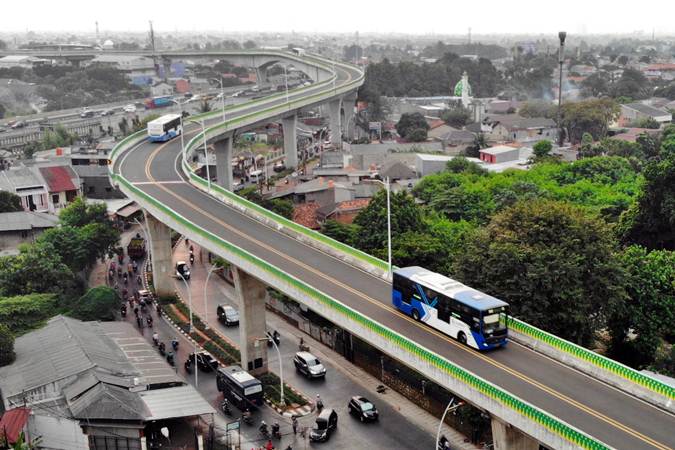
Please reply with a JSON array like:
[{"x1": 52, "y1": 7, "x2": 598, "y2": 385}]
[
  {"x1": 146, "y1": 316, "x2": 153, "y2": 327},
  {"x1": 259, "y1": 422, "x2": 270, "y2": 439},
  {"x1": 221, "y1": 400, "x2": 231, "y2": 416},
  {"x1": 242, "y1": 409, "x2": 254, "y2": 425},
  {"x1": 185, "y1": 358, "x2": 193, "y2": 374},
  {"x1": 171, "y1": 339, "x2": 179, "y2": 351},
  {"x1": 267, "y1": 330, "x2": 280, "y2": 347},
  {"x1": 121, "y1": 305, "x2": 127, "y2": 317},
  {"x1": 272, "y1": 422, "x2": 281, "y2": 439},
  {"x1": 158, "y1": 342, "x2": 166, "y2": 356},
  {"x1": 166, "y1": 352, "x2": 175, "y2": 366}
]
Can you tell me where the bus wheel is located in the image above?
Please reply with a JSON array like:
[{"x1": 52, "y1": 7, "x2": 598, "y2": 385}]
[
  {"x1": 411, "y1": 309, "x2": 420, "y2": 321},
  {"x1": 458, "y1": 332, "x2": 467, "y2": 345}
]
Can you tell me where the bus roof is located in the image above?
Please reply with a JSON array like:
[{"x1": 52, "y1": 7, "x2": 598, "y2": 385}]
[
  {"x1": 218, "y1": 365, "x2": 261, "y2": 386},
  {"x1": 394, "y1": 266, "x2": 508, "y2": 311},
  {"x1": 148, "y1": 114, "x2": 181, "y2": 126}
]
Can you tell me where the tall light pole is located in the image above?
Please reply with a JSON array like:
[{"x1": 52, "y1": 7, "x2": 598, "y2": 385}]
[
  {"x1": 193, "y1": 119, "x2": 211, "y2": 193},
  {"x1": 283, "y1": 64, "x2": 290, "y2": 106},
  {"x1": 557, "y1": 31, "x2": 567, "y2": 147},
  {"x1": 171, "y1": 99, "x2": 188, "y2": 166},
  {"x1": 212, "y1": 77, "x2": 226, "y2": 122},
  {"x1": 435, "y1": 398, "x2": 464, "y2": 450},
  {"x1": 202, "y1": 264, "x2": 219, "y2": 330},
  {"x1": 177, "y1": 271, "x2": 198, "y2": 388},
  {"x1": 255, "y1": 334, "x2": 283, "y2": 406},
  {"x1": 371, "y1": 176, "x2": 392, "y2": 280}
]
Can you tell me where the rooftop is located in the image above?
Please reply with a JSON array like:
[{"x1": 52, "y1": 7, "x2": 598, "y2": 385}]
[
  {"x1": 38, "y1": 165, "x2": 78, "y2": 193},
  {"x1": 485, "y1": 114, "x2": 555, "y2": 130},
  {"x1": 0, "y1": 408, "x2": 30, "y2": 444},
  {"x1": 623, "y1": 102, "x2": 671, "y2": 118},
  {"x1": 0, "y1": 211, "x2": 59, "y2": 232}
]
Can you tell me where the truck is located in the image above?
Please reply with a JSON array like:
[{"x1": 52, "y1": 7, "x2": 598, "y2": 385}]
[
  {"x1": 127, "y1": 235, "x2": 146, "y2": 260},
  {"x1": 144, "y1": 96, "x2": 173, "y2": 109}
]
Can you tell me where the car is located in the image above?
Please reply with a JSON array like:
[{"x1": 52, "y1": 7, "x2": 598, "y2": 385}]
[
  {"x1": 138, "y1": 289, "x2": 153, "y2": 304},
  {"x1": 176, "y1": 261, "x2": 190, "y2": 280},
  {"x1": 80, "y1": 109, "x2": 95, "y2": 118},
  {"x1": 348, "y1": 396, "x2": 379, "y2": 422},
  {"x1": 123, "y1": 104, "x2": 137, "y2": 113},
  {"x1": 216, "y1": 304, "x2": 239, "y2": 326},
  {"x1": 100, "y1": 108, "x2": 114, "y2": 116},
  {"x1": 184, "y1": 92, "x2": 193, "y2": 99},
  {"x1": 0, "y1": 126, "x2": 6, "y2": 133},
  {"x1": 309, "y1": 408, "x2": 338, "y2": 442},
  {"x1": 188, "y1": 351, "x2": 219, "y2": 372},
  {"x1": 273, "y1": 162, "x2": 286, "y2": 173},
  {"x1": 10, "y1": 120, "x2": 26, "y2": 129},
  {"x1": 293, "y1": 351, "x2": 326, "y2": 379}
]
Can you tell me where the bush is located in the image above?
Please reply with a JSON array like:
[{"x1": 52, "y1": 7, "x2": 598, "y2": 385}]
[
  {"x1": 0, "y1": 324, "x2": 15, "y2": 367},
  {"x1": 69, "y1": 286, "x2": 121, "y2": 321},
  {"x1": 259, "y1": 372, "x2": 307, "y2": 407},
  {"x1": 0, "y1": 294, "x2": 59, "y2": 335}
]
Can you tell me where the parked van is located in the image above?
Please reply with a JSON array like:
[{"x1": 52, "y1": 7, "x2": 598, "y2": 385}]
[{"x1": 249, "y1": 169, "x2": 264, "y2": 184}]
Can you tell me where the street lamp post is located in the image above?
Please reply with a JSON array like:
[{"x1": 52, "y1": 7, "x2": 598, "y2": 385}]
[
  {"x1": 557, "y1": 31, "x2": 567, "y2": 147},
  {"x1": 213, "y1": 77, "x2": 226, "y2": 122},
  {"x1": 177, "y1": 271, "x2": 198, "y2": 388},
  {"x1": 283, "y1": 64, "x2": 290, "y2": 106},
  {"x1": 171, "y1": 99, "x2": 188, "y2": 166},
  {"x1": 255, "y1": 334, "x2": 283, "y2": 406},
  {"x1": 435, "y1": 398, "x2": 464, "y2": 450},
  {"x1": 371, "y1": 176, "x2": 392, "y2": 280},
  {"x1": 193, "y1": 119, "x2": 211, "y2": 193},
  {"x1": 202, "y1": 264, "x2": 219, "y2": 330}
]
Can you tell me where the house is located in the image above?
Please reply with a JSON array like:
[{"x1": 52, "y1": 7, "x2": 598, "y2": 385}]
[
  {"x1": 0, "y1": 211, "x2": 59, "y2": 256},
  {"x1": 292, "y1": 202, "x2": 321, "y2": 229},
  {"x1": 486, "y1": 100, "x2": 516, "y2": 115},
  {"x1": 428, "y1": 124, "x2": 457, "y2": 140},
  {"x1": 482, "y1": 114, "x2": 557, "y2": 143},
  {"x1": 175, "y1": 78, "x2": 191, "y2": 93},
  {"x1": 0, "y1": 166, "x2": 49, "y2": 212},
  {"x1": 85, "y1": 55, "x2": 155, "y2": 79},
  {"x1": 151, "y1": 81, "x2": 173, "y2": 97},
  {"x1": 0, "y1": 55, "x2": 50, "y2": 69},
  {"x1": 379, "y1": 159, "x2": 416, "y2": 180},
  {"x1": 644, "y1": 63, "x2": 675, "y2": 81},
  {"x1": 38, "y1": 165, "x2": 81, "y2": 212},
  {"x1": 480, "y1": 145, "x2": 521, "y2": 163},
  {"x1": 269, "y1": 177, "x2": 354, "y2": 207},
  {"x1": 316, "y1": 199, "x2": 371, "y2": 225},
  {"x1": 415, "y1": 154, "x2": 478, "y2": 177},
  {"x1": 0, "y1": 316, "x2": 215, "y2": 450},
  {"x1": 619, "y1": 103, "x2": 672, "y2": 127}
]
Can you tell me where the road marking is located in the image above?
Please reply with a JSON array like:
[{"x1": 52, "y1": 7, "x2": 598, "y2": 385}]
[
  {"x1": 136, "y1": 72, "x2": 671, "y2": 450},
  {"x1": 133, "y1": 181, "x2": 186, "y2": 185}
]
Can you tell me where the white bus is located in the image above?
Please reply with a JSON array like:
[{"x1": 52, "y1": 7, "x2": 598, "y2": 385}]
[{"x1": 147, "y1": 114, "x2": 182, "y2": 142}]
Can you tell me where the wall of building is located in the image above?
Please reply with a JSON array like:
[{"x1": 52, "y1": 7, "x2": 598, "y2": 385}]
[{"x1": 28, "y1": 414, "x2": 89, "y2": 450}]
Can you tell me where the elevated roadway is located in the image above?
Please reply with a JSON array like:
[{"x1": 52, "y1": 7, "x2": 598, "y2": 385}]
[{"x1": 112, "y1": 52, "x2": 675, "y2": 450}]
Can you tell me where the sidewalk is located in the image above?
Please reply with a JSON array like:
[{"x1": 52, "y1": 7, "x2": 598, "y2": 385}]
[{"x1": 173, "y1": 240, "x2": 479, "y2": 450}]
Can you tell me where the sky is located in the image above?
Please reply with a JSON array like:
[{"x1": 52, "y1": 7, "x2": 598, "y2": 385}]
[{"x1": 1, "y1": 0, "x2": 674, "y2": 35}]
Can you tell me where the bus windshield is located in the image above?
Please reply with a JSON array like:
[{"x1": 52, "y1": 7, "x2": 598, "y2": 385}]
[
  {"x1": 482, "y1": 311, "x2": 507, "y2": 334},
  {"x1": 244, "y1": 384, "x2": 262, "y2": 396}
]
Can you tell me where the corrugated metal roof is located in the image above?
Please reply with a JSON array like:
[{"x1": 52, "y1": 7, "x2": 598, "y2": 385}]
[
  {"x1": 38, "y1": 166, "x2": 77, "y2": 193},
  {"x1": 68, "y1": 383, "x2": 146, "y2": 421},
  {"x1": 140, "y1": 385, "x2": 215, "y2": 420},
  {"x1": 0, "y1": 211, "x2": 59, "y2": 232}
]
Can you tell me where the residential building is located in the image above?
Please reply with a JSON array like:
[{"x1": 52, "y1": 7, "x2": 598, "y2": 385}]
[
  {"x1": 316, "y1": 199, "x2": 371, "y2": 225},
  {"x1": 0, "y1": 166, "x2": 49, "y2": 212},
  {"x1": 0, "y1": 55, "x2": 50, "y2": 69},
  {"x1": 0, "y1": 316, "x2": 215, "y2": 450},
  {"x1": 482, "y1": 114, "x2": 557, "y2": 143},
  {"x1": 38, "y1": 165, "x2": 81, "y2": 212},
  {"x1": 269, "y1": 177, "x2": 354, "y2": 207},
  {"x1": 619, "y1": 103, "x2": 672, "y2": 127},
  {"x1": 150, "y1": 81, "x2": 173, "y2": 97},
  {"x1": 85, "y1": 55, "x2": 155, "y2": 84},
  {"x1": 0, "y1": 211, "x2": 59, "y2": 256},
  {"x1": 379, "y1": 159, "x2": 416, "y2": 180},
  {"x1": 644, "y1": 63, "x2": 675, "y2": 81},
  {"x1": 479, "y1": 145, "x2": 521, "y2": 163}
]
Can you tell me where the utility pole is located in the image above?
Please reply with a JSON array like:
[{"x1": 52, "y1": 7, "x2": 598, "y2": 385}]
[
  {"x1": 557, "y1": 31, "x2": 567, "y2": 147},
  {"x1": 149, "y1": 21, "x2": 159, "y2": 78},
  {"x1": 95, "y1": 21, "x2": 99, "y2": 43},
  {"x1": 468, "y1": 27, "x2": 472, "y2": 45}
]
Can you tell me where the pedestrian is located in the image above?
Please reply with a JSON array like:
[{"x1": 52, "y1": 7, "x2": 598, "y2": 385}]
[
  {"x1": 292, "y1": 416, "x2": 298, "y2": 435},
  {"x1": 185, "y1": 238, "x2": 189, "y2": 247},
  {"x1": 134, "y1": 306, "x2": 139, "y2": 317}
]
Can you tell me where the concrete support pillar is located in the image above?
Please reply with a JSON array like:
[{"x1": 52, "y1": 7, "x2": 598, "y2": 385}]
[
  {"x1": 342, "y1": 94, "x2": 357, "y2": 141},
  {"x1": 491, "y1": 419, "x2": 539, "y2": 450},
  {"x1": 213, "y1": 137, "x2": 233, "y2": 191},
  {"x1": 144, "y1": 212, "x2": 173, "y2": 298},
  {"x1": 282, "y1": 114, "x2": 298, "y2": 169},
  {"x1": 232, "y1": 267, "x2": 268, "y2": 376},
  {"x1": 255, "y1": 67, "x2": 266, "y2": 87},
  {"x1": 328, "y1": 98, "x2": 342, "y2": 147}
]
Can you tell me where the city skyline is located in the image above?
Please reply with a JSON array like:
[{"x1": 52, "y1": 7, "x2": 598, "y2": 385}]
[{"x1": 2, "y1": 0, "x2": 674, "y2": 35}]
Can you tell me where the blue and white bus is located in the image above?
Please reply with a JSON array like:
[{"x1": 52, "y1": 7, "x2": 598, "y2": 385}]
[
  {"x1": 392, "y1": 266, "x2": 508, "y2": 350},
  {"x1": 147, "y1": 114, "x2": 182, "y2": 142}
]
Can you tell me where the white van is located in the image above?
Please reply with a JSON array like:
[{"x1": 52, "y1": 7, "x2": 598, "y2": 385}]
[{"x1": 249, "y1": 169, "x2": 264, "y2": 184}]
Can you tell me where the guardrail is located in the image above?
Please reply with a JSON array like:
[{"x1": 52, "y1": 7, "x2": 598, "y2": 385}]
[{"x1": 110, "y1": 52, "x2": 615, "y2": 450}]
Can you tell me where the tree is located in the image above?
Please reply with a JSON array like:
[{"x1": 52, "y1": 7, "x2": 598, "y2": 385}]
[
  {"x1": 0, "y1": 191, "x2": 22, "y2": 213},
  {"x1": 199, "y1": 99, "x2": 212, "y2": 113},
  {"x1": 0, "y1": 39, "x2": 7, "y2": 50},
  {"x1": 69, "y1": 286, "x2": 121, "y2": 321},
  {"x1": 0, "y1": 323, "x2": 15, "y2": 367},
  {"x1": 320, "y1": 220, "x2": 359, "y2": 247},
  {"x1": 462, "y1": 133, "x2": 487, "y2": 158},
  {"x1": 407, "y1": 128, "x2": 428, "y2": 142},
  {"x1": 532, "y1": 140, "x2": 553, "y2": 159},
  {"x1": 354, "y1": 190, "x2": 426, "y2": 255},
  {"x1": 611, "y1": 68, "x2": 650, "y2": 100},
  {"x1": 445, "y1": 156, "x2": 487, "y2": 175},
  {"x1": 454, "y1": 200, "x2": 625, "y2": 345},
  {"x1": 396, "y1": 113, "x2": 429, "y2": 140},
  {"x1": 561, "y1": 98, "x2": 620, "y2": 144},
  {"x1": 0, "y1": 101, "x2": 5, "y2": 119},
  {"x1": 653, "y1": 82, "x2": 675, "y2": 101},
  {"x1": 0, "y1": 294, "x2": 58, "y2": 334},
  {"x1": 391, "y1": 231, "x2": 448, "y2": 272},
  {"x1": 581, "y1": 72, "x2": 611, "y2": 97},
  {"x1": 518, "y1": 101, "x2": 556, "y2": 119},
  {"x1": 607, "y1": 246, "x2": 675, "y2": 368},
  {"x1": 618, "y1": 149, "x2": 675, "y2": 250},
  {"x1": 441, "y1": 107, "x2": 471, "y2": 128},
  {"x1": 132, "y1": 113, "x2": 160, "y2": 132},
  {"x1": 617, "y1": 55, "x2": 629, "y2": 66},
  {"x1": 634, "y1": 117, "x2": 660, "y2": 129},
  {"x1": 59, "y1": 197, "x2": 108, "y2": 228},
  {"x1": 243, "y1": 40, "x2": 257, "y2": 49}
]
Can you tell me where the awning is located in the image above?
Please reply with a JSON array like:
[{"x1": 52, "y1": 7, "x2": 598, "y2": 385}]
[
  {"x1": 139, "y1": 385, "x2": 216, "y2": 421},
  {"x1": 116, "y1": 203, "x2": 142, "y2": 218}
]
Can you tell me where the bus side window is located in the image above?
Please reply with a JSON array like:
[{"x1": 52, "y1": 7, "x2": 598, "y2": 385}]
[{"x1": 437, "y1": 299, "x2": 450, "y2": 322}]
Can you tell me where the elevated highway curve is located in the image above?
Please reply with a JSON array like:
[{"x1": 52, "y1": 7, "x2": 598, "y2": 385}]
[{"x1": 112, "y1": 52, "x2": 675, "y2": 450}]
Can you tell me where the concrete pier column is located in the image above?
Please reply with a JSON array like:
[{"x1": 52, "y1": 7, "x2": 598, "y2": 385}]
[
  {"x1": 328, "y1": 98, "x2": 342, "y2": 147},
  {"x1": 342, "y1": 93, "x2": 357, "y2": 141},
  {"x1": 255, "y1": 67, "x2": 266, "y2": 87},
  {"x1": 213, "y1": 137, "x2": 233, "y2": 191},
  {"x1": 282, "y1": 114, "x2": 298, "y2": 169},
  {"x1": 232, "y1": 267, "x2": 268, "y2": 376},
  {"x1": 144, "y1": 212, "x2": 173, "y2": 298},
  {"x1": 491, "y1": 419, "x2": 539, "y2": 450}
]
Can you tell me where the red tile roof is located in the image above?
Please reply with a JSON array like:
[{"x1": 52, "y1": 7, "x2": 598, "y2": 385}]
[
  {"x1": 38, "y1": 166, "x2": 77, "y2": 193},
  {"x1": 292, "y1": 202, "x2": 321, "y2": 229},
  {"x1": 0, "y1": 408, "x2": 30, "y2": 444},
  {"x1": 335, "y1": 199, "x2": 370, "y2": 212}
]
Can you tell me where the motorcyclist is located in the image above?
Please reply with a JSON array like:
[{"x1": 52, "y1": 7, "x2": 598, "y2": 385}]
[
  {"x1": 221, "y1": 398, "x2": 231, "y2": 414},
  {"x1": 242, "y1": 407, "x2": 252, "y2": 423},
  {"x1": 315, "y1": 394, "x2": 323, "y2": 411},
  {"x1": 259, "y1": 420, "x2": 268, "y2": 435},
  {"x1": 171, "y1": 338, "x2": 179, "y2": 350},
  {"x1": 152, "y1": 332, "x2": 159, "y2": 346},
  {"x1": 271, "y1": 421, "x2": 280, "y2": 438},
  {"x1": 146, "y1": 315, "x2": 153, "y2": 327}
]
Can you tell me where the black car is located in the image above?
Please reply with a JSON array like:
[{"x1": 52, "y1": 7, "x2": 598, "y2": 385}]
[
  {"x1": 216, "y1": 304, "x2": 239, "y2": 326},
  {"x1": 176, "y1": 261, "x2": 190, "y2": 280},
  {"x1": 309, "y1": 408, "x2": 338, "y2": 442},
  {"x1": 348, "y1": 396, "x2": 379, "y2": 422},
  {"x1": 293, "y1": 351, "x2": 326, "y2": 379},
  {"x1": 188, "y1": 351, "x2": 219, "y2": 372}
]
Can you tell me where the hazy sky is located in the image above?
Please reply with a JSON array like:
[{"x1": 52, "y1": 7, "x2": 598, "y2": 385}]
[{"x1": 2, "y1": 0, "x2": 674, "y2": 35}]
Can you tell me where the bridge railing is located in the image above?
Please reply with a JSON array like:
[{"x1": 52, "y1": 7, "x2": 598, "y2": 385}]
[{"x1": 109, "y1": 53, "x2": 621, "y2": 450}]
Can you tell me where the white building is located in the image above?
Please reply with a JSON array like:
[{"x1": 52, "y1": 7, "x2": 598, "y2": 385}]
[{"x1": 0, "y1": 55, "x2": 50, "y2": 69}]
